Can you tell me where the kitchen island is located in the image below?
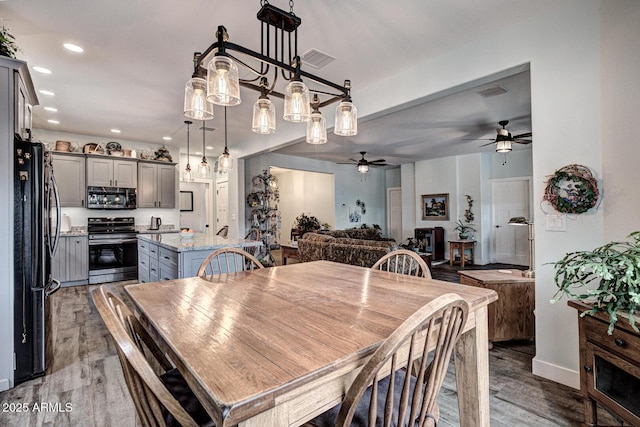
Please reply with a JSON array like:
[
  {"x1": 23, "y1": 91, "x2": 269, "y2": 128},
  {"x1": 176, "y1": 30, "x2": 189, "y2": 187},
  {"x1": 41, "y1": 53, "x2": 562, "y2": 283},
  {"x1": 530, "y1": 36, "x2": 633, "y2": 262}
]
[{"x1": 137, "y1": 233, "x2": 262, "y2": 282}]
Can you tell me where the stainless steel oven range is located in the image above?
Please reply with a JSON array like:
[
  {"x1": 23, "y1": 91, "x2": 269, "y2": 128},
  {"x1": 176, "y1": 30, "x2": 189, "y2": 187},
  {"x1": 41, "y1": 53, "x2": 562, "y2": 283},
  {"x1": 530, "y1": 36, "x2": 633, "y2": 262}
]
[{"x1": 88, "y1": 217, "x2": 138, "y2": 284}]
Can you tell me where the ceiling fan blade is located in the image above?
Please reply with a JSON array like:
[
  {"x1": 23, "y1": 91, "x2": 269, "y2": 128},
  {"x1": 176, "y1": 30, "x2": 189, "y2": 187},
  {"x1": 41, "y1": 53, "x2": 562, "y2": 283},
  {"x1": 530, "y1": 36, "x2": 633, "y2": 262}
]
[
  {"x1": 479, "y1": 141, "x2": 495, "y2": 147},
  {"x1": 513, "y1": 132, "x2": 532, "y2": 139},
  {"x1": 337, "y1": 161, "x2": 357, "y2": 164},
  {"x1": 368, "y1": 159, "x2": 386, "y2": 164},
  {"x1": 513, "y1": 139, "x2": 532, "y2": 144},
  {"x1": 462, "y1": 138, "x2": 495, "y2": 141}
]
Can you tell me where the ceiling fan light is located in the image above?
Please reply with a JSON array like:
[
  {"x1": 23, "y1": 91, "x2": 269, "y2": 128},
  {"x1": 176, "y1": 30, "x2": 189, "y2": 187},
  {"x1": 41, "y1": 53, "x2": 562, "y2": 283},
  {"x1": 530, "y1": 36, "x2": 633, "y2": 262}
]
[
  {"x1": 283, "y1": 80, "x2": 311, "y2": 122},
  {"x1": 496, "y1": 140, "x2": 512, "y2": 153},
  {"x1": 334, "y1": 101, "x2": 357, "y2": 136},
  {"x1": 252, "y1": 98, "x2": 276, "y2": 134},
  {"x1": 207, "y1": 56, "x2": 241, "y2": 106},
  {"x1": 358, "y1": 163, "x2": 369, "y2": 174},
  {"x1": 306, "y1": 112, "x2": 327, "y2": 144},
  {"x1": 184, "y1": 77, "x2": 215, "y2": 120}
]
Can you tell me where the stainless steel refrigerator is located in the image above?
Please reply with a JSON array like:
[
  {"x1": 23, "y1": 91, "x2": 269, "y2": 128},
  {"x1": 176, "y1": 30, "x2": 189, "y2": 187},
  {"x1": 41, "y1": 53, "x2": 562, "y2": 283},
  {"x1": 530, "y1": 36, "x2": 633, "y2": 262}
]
[{"x1": 13, "y1": 136, "x2": 61, "y2": 384}]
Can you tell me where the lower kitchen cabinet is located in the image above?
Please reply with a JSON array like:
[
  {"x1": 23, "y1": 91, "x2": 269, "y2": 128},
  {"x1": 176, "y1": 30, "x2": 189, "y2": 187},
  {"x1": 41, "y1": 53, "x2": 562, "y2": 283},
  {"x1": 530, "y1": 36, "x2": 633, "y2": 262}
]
[
  {"x1": 51, "y1": 235, "x2": 89, "y2": 286},
  {"x1": 137, "y1": 239, "x2": 177, "y2": 283}
]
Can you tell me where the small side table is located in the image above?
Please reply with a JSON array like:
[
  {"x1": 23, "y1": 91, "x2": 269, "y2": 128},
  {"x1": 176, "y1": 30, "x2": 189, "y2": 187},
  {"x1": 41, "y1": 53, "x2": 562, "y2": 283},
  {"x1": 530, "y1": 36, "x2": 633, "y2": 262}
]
[
  {"x1": 449, "y1": 240, "x2": 476, "y2": 267},
  {"x1": 281, "y1": 244, "x2": 299, "y2": 265}
]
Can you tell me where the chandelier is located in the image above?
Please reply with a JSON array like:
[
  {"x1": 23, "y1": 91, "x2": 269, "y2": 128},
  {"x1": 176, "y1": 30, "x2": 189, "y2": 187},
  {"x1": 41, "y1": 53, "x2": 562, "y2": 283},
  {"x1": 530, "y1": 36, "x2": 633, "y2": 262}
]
[{"x1": 183, "y1": 0, "x2": 357, "y2": 145}]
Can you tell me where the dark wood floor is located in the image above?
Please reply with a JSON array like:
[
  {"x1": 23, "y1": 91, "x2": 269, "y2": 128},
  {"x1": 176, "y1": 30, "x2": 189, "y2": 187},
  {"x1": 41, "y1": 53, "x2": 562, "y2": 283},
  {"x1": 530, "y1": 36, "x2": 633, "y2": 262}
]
[{"x1": 0, "y1": 262, "x2": 624, "y2": 426}]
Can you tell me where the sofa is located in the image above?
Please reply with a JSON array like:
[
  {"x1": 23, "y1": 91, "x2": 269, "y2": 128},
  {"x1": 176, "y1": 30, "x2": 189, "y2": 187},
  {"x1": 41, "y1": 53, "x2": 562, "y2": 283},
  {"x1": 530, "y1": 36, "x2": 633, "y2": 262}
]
[{"x1": 297, "y1": 231, "x2": 398, "y2": 268}]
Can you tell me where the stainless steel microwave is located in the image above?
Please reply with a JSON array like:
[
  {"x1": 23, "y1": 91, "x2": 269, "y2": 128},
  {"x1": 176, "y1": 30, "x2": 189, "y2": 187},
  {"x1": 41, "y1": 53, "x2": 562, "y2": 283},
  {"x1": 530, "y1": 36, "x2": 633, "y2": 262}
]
[{"x1": 87, "y1": 186, "x2": 136, "y2": 209}]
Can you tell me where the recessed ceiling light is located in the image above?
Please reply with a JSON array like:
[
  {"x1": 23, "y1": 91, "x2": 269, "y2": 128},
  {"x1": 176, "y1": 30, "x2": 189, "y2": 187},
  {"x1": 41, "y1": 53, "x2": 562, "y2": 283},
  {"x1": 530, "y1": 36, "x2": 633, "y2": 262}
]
[
  {"x1": 110, "y1": 129, "x2": 121, "y2": 133},
  {"x1": 206, "y1": 146, "x2": 214, "y2": 150},
  {"x1": 44, "y1": 107, "x2": 58, "y2": 112},
  {"x1": 33, "y1": 66, "x2": 52, "y2": 74},
  {"x1": 39, "y1": 90, "x2": 55, "y2": 96},
  {"x1": 63, "y1": 43, "x2": 84, "y2": 53},
  {"x1": 163, "y1": 136, "x2": 172, "y2": 141},
  {"x1": 47, "y1": 119, "x2": 60, "y2": 124},
  {"x1": 195, "y1": 151, "x2": 202, "y2": 155}
]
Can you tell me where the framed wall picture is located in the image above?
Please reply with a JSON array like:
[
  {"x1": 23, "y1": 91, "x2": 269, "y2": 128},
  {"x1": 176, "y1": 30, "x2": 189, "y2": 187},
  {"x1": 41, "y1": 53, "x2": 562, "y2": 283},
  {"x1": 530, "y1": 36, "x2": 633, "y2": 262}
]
[
  {"x1": 421, "y1": 193, "x2": 449, "y2": 220},
  {"x1": 349, "y1": 207, "x2": 362, "y2": 223},
  {"x1": 179, "y1": 191, "x2": 194, "y2": 212}
]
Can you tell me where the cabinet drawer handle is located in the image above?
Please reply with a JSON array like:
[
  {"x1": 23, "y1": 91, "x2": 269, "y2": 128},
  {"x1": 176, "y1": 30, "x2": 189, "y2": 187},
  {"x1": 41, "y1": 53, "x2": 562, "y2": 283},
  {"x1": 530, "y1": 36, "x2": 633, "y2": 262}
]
[
  {"x1": 115, "y1": 180, "x2": 118, "y2": 187},
  {"x1": 163, "y1": 256, "x2": 170, "y2": 260},
  {"x1": 614, "y1": 338, "x2": 625, "y2": 347},
  {"x1": 150, "y1": 268, "x2": 156, "y2": 272},
  {"x1": 583, "y1": 365, "x2": 592, "y2": 373}
]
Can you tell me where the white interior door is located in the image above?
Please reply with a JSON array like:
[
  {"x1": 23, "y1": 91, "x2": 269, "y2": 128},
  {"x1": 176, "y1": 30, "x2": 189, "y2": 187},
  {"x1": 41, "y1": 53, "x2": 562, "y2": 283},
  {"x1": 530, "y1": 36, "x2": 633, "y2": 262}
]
[
  {"x1": 387, "y1": 187, "x2": 402, "y2": 243},
  {"x1": 216, "y1": 181, "x2": 229, "y2": 232},
  {"x1": 491, "y1": 178, "x2": 531, "y2": 265}
]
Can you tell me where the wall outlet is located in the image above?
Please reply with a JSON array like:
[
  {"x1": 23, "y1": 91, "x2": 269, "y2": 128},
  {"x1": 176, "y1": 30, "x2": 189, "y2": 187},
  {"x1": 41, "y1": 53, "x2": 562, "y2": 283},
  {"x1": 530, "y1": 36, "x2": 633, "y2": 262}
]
[{"x1": 545, "y1": 214, "x2": 567, "y2": 231}]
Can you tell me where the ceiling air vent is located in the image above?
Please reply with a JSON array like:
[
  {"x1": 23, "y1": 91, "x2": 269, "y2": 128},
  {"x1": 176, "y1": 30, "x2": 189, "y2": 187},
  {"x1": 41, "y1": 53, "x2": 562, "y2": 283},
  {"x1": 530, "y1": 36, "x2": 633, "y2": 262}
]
[
  {"x1": 301, "y1": 48, "x2": 336, "y2": 69},
  {"x1": 199, "y1": 126, "x2": 216, "y2": 132},
  {"x1": 476, "y1": 86, "x2": 508, "y2": 98}
]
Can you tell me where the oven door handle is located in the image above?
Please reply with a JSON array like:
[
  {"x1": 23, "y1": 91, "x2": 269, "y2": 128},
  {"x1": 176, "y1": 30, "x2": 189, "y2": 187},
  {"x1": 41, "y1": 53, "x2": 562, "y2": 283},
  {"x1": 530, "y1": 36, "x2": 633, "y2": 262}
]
[{"x1": 89, "y1": 238, "x2": 139, "y2": 245}]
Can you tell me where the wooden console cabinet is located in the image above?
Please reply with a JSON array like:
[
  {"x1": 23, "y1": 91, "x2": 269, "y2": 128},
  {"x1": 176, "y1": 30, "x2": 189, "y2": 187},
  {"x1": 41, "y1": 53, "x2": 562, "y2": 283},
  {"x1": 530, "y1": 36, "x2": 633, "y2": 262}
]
[
  {"x1": 458, "y1": 269, "x2": 535, "y2": 343},
  {"x1": 568, "y1": 300, "x2": 640, "y2": 426}
]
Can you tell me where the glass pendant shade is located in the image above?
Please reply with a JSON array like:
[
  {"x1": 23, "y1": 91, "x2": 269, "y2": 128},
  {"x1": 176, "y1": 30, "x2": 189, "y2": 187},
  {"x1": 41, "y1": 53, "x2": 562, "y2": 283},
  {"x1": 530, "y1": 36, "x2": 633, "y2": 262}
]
[
  {"x1": 252, "y1": 98, "x2": 276, "y2": 134},
  {"x1": 334, "y1": 101, "x2": 358, "y2": 136},
  {"x1": 306, "y1": 112, "x2": 327, "y2": 144},
  {"x1": 198, "y1": 159, "x2": 211, "y2": 178},
  {"x1": 206, "y1": 56, "x2": 241, "y2": 106},
  {"x1": 184, "y1": 77, "x2": 214, "y2": 120},
  {"x1": 218, "y1": 147, "x2": 233, "y2": 172},
  {"x1": 183, "y1": 164, "x2": 194, "y2": 182},
  {"x1": 496, "y1": 140, "x2": 512, "y2": 153},
  {"x1": 358, "y1": 164, "x2": 369, "y2": 174},
  {"x1": 283, "y1": 80, "x2": 311, "y2": 122}
]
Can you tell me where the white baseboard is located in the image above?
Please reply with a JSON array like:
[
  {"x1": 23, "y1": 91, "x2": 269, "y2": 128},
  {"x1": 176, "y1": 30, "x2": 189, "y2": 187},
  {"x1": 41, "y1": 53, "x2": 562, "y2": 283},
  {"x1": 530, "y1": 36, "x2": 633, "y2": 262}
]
[
  {"x1": 0, "y1": 378, "x2": 10, "y2": 392},
  {"x1": 532, "y1": 356, "x2": 580, "y2": 389}
]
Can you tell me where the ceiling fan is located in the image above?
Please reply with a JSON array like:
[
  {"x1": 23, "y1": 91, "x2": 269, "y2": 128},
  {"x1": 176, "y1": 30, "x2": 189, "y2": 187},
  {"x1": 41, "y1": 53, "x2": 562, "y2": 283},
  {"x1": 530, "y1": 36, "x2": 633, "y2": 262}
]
[
  {"x1": 338, "y1": 151, "x2": 389, "y2": 173},
  {"x1": 467, "y1": 120, "x2": 533, "y2": 152}
]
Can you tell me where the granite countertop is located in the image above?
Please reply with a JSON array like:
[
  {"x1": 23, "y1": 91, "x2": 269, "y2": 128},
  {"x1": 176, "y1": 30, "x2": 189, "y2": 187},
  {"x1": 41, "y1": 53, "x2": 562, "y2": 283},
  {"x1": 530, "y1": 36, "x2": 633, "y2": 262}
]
[
  {"x1": 137, "y1": 232, "x2": 261, "y2": 253},
  {"x1": 137, "y1": 229, "x2": 180, "y2": 234},
  {"x1": 59, "y1": 230, "x2": 88, "y2": 237}
]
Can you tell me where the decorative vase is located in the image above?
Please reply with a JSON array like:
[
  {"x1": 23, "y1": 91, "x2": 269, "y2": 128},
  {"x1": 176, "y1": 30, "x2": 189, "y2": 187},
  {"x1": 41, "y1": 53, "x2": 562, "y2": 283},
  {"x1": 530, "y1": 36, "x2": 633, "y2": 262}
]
[{"x1": 459, "y1": 232, "x2": 469, "y2": 240}]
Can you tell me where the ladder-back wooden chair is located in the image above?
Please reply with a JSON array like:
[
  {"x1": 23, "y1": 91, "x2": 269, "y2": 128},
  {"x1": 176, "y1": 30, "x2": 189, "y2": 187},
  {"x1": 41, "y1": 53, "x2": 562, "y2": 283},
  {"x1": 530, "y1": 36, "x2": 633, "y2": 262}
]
[
  {"x1": 372, "y1": 249, "x2": 432, "y2": 279},
  {"x1": 242, "y1": 227, "x2": 262, "y2": 257},
  {"x1": 92, "y1": 286, "x2": 213, "y2": 427},
  {"x1": 197, "y1": 247, "x2": 264, "y2": 279},
  {"x1": 310, "y1": 293, "x2": 468, "y2": 427},
  {"x1": 215, "y1": 225, "x2": 228, "y2": 237}
]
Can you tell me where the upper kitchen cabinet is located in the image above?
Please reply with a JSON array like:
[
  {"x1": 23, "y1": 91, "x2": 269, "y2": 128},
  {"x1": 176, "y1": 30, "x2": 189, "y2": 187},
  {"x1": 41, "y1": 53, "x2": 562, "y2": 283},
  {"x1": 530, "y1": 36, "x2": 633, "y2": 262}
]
[
  {"x1": 138, "y1": 161, "x2": 176, "y2": 208},
  {"x1": 51, "y1": 152, "x2": 86, "y2": 207},
  {"x1": 86, "y1": 155, "x2": 137, "y2": 188},
  {"x1": 1, "y1": 57, "x2": 38, "y2": 142}
]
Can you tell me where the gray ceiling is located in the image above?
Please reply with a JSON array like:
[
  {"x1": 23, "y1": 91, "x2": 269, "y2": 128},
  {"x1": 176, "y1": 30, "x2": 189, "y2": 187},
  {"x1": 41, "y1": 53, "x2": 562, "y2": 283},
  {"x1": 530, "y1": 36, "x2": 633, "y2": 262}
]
[{"x1": 1, "y1": 0, "x2": 538, "y2": 165}]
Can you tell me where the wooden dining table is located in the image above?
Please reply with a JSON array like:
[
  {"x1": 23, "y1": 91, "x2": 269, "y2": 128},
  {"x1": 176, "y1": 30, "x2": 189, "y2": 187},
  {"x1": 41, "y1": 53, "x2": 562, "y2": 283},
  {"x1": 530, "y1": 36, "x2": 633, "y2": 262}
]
[{"x1": 125, "y1": 260, "x2": 498, "y2": 426}]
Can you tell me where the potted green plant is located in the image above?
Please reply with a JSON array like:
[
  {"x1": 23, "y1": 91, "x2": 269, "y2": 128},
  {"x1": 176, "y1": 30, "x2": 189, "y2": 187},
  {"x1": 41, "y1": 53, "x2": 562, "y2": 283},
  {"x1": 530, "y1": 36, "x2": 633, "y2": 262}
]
[
  {"x1": 1, "y1": 26, "x2": 20, "y2": 59},
  {"x1": 550, "y1": 231, "x2": 640, "y2": 334},
  {"x1": 294, "y1": 213, "x2": 321, "y2": 236},
  {"x1": 452, "y1": 219, "x2": 475, "y2": 240}
]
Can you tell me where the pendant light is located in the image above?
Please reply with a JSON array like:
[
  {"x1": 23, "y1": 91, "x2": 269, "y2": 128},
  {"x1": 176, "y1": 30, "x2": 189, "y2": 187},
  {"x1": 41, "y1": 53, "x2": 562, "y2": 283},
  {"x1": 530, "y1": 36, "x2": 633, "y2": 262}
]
[
  {"x1": 334, "y1": 80, "x2": 358, "y2": 136},
  {"x1": 184, "y1": 53, "x2": 215, "y2": 120},
  {"x1": 183, "y1": 120, "x2": 194, "y2": 182},
  {"x1": 283, "y1": 59, "x2": 310, "y2": 123},
  {"x1": 207, "y1": 55, "x2": 241, "y2": 106},
  {"x1": 198, "y1": 120, "x2": 211, "y2": 178},
  {"x1": 252, "y1": 78, "x2": 276, "y2": 134},
  {"x1": 218, "y1": 107, "x2": 233, "y2": 172},
  {"x1": 306, "y1": 94, "x2": 327, "y2": 144}
]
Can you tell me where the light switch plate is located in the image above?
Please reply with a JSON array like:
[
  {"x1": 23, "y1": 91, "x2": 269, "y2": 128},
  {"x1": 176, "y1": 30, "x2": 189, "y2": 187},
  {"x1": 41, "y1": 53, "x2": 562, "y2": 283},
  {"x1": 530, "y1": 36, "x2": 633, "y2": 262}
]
[{"x1": 545, "y1": 214, "x2": 567, "y2": 231}]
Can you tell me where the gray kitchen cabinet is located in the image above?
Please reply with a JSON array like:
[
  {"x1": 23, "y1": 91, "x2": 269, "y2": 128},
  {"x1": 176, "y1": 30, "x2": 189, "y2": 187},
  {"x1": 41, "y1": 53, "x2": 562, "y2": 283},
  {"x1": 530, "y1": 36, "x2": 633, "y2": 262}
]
[
  {"x1": 137, "y1": 239, "x2": 177, "y2": 282},
  {"x1": 51, "y1": 152, "x2": 86, "y2": 207},
  {"x1": 51, "y1": 235, "x2": 89, "y2": 286},
  {"x1": 87, "y1": 156, "x2": 137, "y2": 188},
  {"x1": 137, "y1": 161, "x2": 176, "y2": 208}
]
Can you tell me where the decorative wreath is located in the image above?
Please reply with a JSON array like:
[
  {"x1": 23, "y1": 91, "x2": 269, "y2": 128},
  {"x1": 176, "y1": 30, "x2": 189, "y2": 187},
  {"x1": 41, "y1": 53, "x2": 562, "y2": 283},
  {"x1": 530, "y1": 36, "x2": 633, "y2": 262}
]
[{"x1": 543, "y1": 164, "x2": 599, "y2": 214}]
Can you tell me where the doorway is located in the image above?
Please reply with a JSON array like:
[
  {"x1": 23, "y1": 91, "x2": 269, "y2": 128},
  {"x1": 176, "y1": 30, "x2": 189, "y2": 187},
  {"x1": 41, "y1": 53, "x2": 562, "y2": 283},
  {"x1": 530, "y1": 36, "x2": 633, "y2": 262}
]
[
  {"x1": 216, "y1": 180, "x2": 229, "y2": 233},
  {"x1": 387, "y1": 187, "x2": 402, "y2": 243},
  {"x1": 490, "y1": 177, "x2": 532, "y2": 265}
]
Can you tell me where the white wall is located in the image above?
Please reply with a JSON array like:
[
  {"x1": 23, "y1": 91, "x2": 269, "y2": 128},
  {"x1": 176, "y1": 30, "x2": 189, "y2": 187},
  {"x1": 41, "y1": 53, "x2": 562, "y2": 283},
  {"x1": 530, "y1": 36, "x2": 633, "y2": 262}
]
[
  {"x1": 272, "y1": 169, "x2": 335, "y2": 243},
  {"x1": 601, "y1": 1, "x2": 640, "y2": 242}
]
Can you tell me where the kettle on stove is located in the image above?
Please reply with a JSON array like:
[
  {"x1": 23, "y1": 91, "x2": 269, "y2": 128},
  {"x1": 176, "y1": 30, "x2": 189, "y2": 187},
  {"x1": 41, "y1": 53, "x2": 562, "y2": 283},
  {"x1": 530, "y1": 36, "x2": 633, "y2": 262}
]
[{"x1": 150, "y1": 216, "x2": 162, "y2": 230}]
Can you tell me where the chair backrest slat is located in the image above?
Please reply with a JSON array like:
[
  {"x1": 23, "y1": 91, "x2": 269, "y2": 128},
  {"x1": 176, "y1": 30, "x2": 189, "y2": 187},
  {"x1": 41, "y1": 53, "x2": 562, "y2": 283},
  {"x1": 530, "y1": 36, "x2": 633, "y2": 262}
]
[
  {"x1": 92, "y1": 287, "x2": 200, "y2": 427},
  {"x1": 197, "y1": 246, "x2": 264, "y2": 278},
  {"x1": 372, "y1": 249, "x2": 432, "y2": 279},
  {"x1": 336, "y1": 293, "x2": 468, "y2": 427}
]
